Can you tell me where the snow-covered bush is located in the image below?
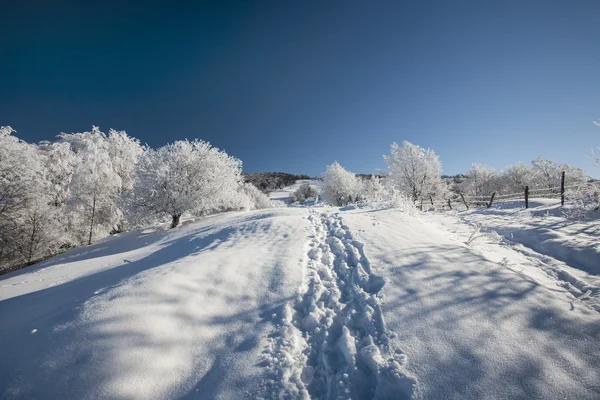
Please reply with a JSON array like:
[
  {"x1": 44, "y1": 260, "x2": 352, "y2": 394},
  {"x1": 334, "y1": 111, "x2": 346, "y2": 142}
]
[
  {"x1": 321, "y1": 162, "x2": 361, "y2": 206},
  {"x1": 359, "y1": 176, "x2": 386, "y2": 203},
  {"x1": 384, "y1": 141, "x2": 447, "y2": 206},
  {"x1": 239, "y1": 182, "x2": 275, "y2": 210},
  {"x1": 290, "y1": 183, "x2": 317, "y2": 203},
  {"x1": 131, "y1": 139, "x2": 243, "y2": 228}
]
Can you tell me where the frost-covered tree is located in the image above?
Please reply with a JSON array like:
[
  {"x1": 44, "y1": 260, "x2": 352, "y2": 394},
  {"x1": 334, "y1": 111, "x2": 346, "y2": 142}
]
[
  {"x1": 38, "y1": 141, "x2": 77, "y2": 207},
  {"x1": 384, "y1": 141, "x2": 446, "y2": 204},
  {"x1": 105, "y1": 129, "x2": 144, "y2": 231},
  {"x1": 60, "y1": 127, "x2": 122, "y2": 244},
  {"x1": 0, "y1": 127, "x2": 61, "y2": 270},
  {"x1": 358, "y1": 175, "x2": 385, "y2": 203},
  {"x1": 530, "y1": 157, "x2": 587, "y2": 190},
  {"x1": 321, "y1": 162, "x2": 360, "y2": 206},
  {"x1": 502, "y1": 162, "x2": 533, "y2": 193},
  {"x1": 106, "y1": 129, "x2": 144, "y2": 193},
  {"x1": 132, "y1": 139, "x2": 243, "y2": 228},
  {"x1": 461, "y1": 163, "x2": 497, "y2": 197}
]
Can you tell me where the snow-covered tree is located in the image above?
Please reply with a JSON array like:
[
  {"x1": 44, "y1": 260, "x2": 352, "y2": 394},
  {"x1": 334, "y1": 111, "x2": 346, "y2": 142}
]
[
  {"x1": 501, "y1": 162, "x2": 533, "y2": 193},
  {"x1": 530, "y1": 157, "x2": 587, "y2": 191},
  {"x1": 321, "y1": 162, "x2": 360, "y2": 206},
  {"x1": 0, "y1": 127, "x2": 62, "y2": 269},
  {"x1": 106, "y1": 129, "x2": 144, "y2": 193},
  {"x1": 37, "y1": 141, "x2": 77, "y2": 207},
  {"x1": 359, "y1": 175, "x2": 386, "y2": 203},
  {"x1": 131, "y1": 139, "x2": 243, "y2": 228},
  {"x1": 384, "y1": 141, "x2": 446, "y2": 204},
  {"x1": 461, "y1": 163, "x2": 497, "y2": 197},
  {"x1": 60, "y1": 127, "x2": 122, "y2": 244}
]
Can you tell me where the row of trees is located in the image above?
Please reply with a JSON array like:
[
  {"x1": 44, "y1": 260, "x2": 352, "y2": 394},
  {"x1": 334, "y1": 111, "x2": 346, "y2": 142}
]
[
  {"x1": 0, "y1": 126, "x2": 273, "y2": 272},
  {"x1": 243, "y1": 172, "x2": 311, "y2": 192},
  {"x1": 319, "y1": 141, "x2": 594, "y2": 208}
]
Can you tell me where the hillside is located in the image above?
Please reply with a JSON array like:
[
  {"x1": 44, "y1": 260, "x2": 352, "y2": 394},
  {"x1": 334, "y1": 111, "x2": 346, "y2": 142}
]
[{"x1": 0, "y1": 184, "x2": 599, "y2": 399}]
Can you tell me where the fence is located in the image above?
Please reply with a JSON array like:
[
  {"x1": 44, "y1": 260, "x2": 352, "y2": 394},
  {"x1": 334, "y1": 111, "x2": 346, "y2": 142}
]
[{"x1": 427, "y1": 171, "x2": 599, "y2": 211}]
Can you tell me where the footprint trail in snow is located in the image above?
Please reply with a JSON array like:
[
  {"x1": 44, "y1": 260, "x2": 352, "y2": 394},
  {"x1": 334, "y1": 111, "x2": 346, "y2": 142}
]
[{"x1": 261, "y1": 210, "x2": 416, "y2": 399}]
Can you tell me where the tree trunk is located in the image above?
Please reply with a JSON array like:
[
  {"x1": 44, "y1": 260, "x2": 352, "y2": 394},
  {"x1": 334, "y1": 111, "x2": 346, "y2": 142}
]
[
  {"x1": 171, "y1": 214, "x2": 181, "y2": 228},
  {"x1": 88, "y1": 193, "x2": 96, "y2": 245},
  {"x1": 560, "y1": 170, "x2": 565, "y2": 206},
  {"x1": 27, "y1": 216, "x2": 37, "y2": 264}
]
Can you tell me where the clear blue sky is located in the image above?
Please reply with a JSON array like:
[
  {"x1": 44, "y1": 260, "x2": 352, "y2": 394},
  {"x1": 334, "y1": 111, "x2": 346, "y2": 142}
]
[{"x1": 2, "y1": 0, "x2": 599, "y2": 177}]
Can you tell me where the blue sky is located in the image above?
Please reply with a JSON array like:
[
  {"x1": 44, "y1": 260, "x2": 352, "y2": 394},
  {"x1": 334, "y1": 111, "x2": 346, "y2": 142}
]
[{"x1": 1, "y1": 0, "x2": 599, "y2": 177}]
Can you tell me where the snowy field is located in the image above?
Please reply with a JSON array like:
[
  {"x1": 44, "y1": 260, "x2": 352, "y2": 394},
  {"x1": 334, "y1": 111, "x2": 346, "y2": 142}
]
[
  {"x1": 1, "y1": 185, "x2": 599, "y2": 399},
  {"x1": 267, "y1": 179, "x2": 319, "y2": 204}
]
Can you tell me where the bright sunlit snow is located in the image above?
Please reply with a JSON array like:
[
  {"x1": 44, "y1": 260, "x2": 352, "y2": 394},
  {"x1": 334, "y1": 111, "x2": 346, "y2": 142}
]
[{"x1": 1, "y1": 182, "x2": 599, "y2": 399}]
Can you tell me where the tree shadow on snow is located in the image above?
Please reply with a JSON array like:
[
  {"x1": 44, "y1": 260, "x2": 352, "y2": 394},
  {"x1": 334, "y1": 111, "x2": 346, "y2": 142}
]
[
  {"x1": 380, "y1": 245, "x2": 600, "y2": 399},
  {"x1": 0, "y1": 211, "x2": 287, "y2": 399}
]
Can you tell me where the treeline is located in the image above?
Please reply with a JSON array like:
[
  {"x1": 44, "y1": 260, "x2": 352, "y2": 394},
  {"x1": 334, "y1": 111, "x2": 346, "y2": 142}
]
[
  {"x1": 319, "y1": 141, "x2": 598, "y2": 209},
  {"x1": 244, "y1": 172, "x2": 312, "y2": 192},
  {"x1": 0, "y1": 126, "x2": 274, "y2": 274}
]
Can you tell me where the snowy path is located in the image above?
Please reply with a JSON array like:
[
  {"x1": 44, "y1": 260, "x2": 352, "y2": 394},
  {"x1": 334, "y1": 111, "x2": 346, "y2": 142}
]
[
  {"x1": 261, "y1": 210, "x2": 415, "y2": 399},
  {"x1": 343, "y1": 207, "x2": 600, "y2": 400}
]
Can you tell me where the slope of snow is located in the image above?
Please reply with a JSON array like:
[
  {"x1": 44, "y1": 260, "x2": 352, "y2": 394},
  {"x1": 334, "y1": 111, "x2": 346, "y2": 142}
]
[
  {"x1": 267, "y1": 180, "x2": 319, "y2": 204},
  {"x1": 342, "y1": 206, "x2": 600, "y2": 399},
  {"x1": 424, "y1": 200, "x2": 600, "y2": 312},
  {"x1": 1, "y1": 193, "x2": 599, "y2": 399},
  {"x1": 460, "y1": 199, "x2": 600, "y2": 275},
  {"x1": 0, "y1": 208, "x2": 309, "y2": 399}
]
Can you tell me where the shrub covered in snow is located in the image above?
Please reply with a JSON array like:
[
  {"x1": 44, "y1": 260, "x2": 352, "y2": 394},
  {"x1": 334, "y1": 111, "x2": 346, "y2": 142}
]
[
  {"x1": 321, "y1": 162, "x2": 361, "y2": 206},
  {"x1": 290, "y1": 183, "x2": 318, "y2": 203},
  {"x1": 238, "y1": 182, "x2": 277, "y2": 210}
]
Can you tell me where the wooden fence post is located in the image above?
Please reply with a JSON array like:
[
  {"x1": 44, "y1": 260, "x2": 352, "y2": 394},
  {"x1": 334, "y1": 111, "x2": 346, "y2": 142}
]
[
  {"x1": 560, "y1": 171, "x2": 565, "y2": 206},
  {"x1": 460, "y1": 193, "x2": 469, "y2": 210},
  {"x1": 525, "y1": 185, "x2": 529, "y2": 209},
  {"x1": 447, "y1": 199, "x2": 452, "y2": 210},
  {"x1": 487, "y1": 192, "x2": 496, "y2": 208}
]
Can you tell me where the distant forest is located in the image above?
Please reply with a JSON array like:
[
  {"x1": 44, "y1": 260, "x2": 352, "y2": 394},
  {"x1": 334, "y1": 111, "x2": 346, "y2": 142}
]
[{"x1": 244, "y1": 172, "x2": 312, "y2": 192}]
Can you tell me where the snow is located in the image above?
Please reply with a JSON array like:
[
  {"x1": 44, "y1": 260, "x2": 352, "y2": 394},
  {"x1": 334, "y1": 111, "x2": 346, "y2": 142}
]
[
  {"x1": 267, "y1": 179, "x2": 318, "y2": 204},
  {"x1": 342, "y1": 204, "x2": 600, "y2": 399},
  {"x1": 1, "y1": 190, "x2": 599, "y2": 399},
  {"x1": 0, "y1": 208, "x2": 309, "y2": 399}
]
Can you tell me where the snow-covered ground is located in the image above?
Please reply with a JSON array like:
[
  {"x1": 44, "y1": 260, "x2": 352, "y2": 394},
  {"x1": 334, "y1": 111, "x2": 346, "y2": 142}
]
[
  {"x1": 267, "y1": 179, "x2": 319, "y2": 204},
  {"x1": 0, "y1": 208, "x2": 309, "y2": 399},
  {"x1": 1, "y1": 191, "x2": 599, "y2": 399},
  {"x1": 342, "y1": 204, "x2": 599, "y2": 399}
]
